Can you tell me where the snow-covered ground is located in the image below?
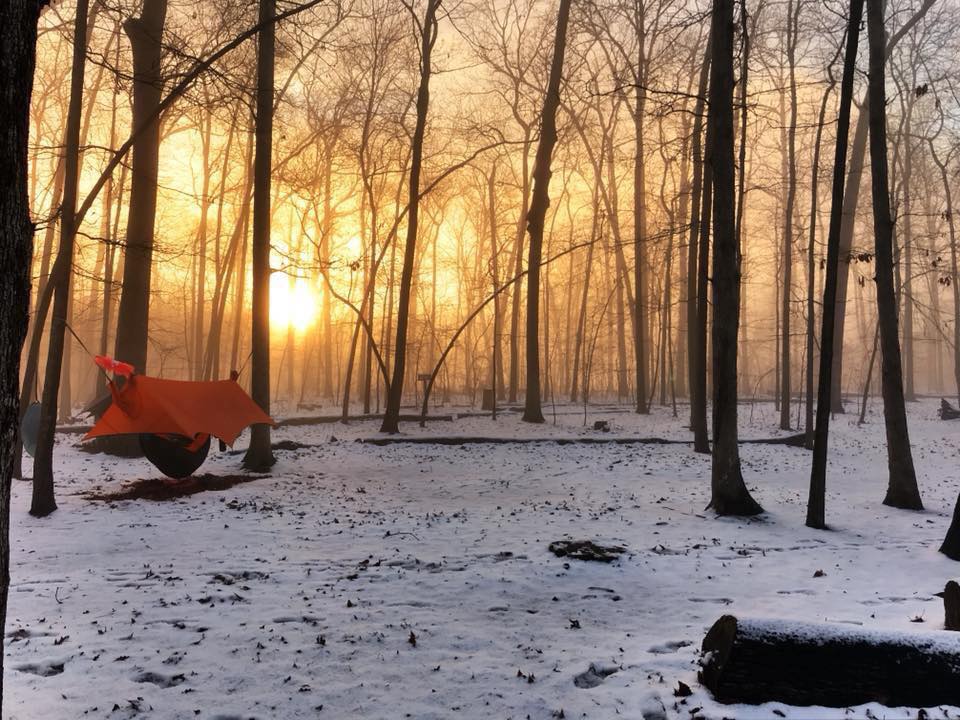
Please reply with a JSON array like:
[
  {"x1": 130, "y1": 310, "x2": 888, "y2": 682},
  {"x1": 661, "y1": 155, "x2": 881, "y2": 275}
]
[{"x1": 8, "y1": 398, "x2": 960, "y2": 719}]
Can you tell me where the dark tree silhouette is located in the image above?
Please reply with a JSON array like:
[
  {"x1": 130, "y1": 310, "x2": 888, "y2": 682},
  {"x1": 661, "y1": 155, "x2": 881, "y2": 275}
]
[
  {"x1": 381, "y1": 0, "x2": 441, "y2": 434},
  {"x1": 521, "y1": 0, "x2": 573, "y2": 424},
  {"x1": 0, "y1": 0, "x2": 45, "y2": 702},
  {"x1": 807, "y1": 0, "x2": 863, "y2": 530},
  {"x1": 865, "y1": 0, "x2": 922, "y2": 511},
  {"x1": 30, "y1": 0, "x2": 90, "y2": 517},
  {"x1": 706, "y1": 0, "x2": 762, "y2": 516},
  {"x1": 113, "y1": 0, "x2": 168, "y2": 374},
  {"x1": 244, "y1": 0, "x2": 277, "y2": 469}
]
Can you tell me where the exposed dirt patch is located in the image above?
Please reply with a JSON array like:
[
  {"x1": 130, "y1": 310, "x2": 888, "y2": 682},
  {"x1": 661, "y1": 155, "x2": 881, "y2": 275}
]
[
  {"x1": 84, "y1": 473, "x2": 269, "y2": 502},
  {"x1": 548, "y1": 539, "x2": 627, "y2": 562}
]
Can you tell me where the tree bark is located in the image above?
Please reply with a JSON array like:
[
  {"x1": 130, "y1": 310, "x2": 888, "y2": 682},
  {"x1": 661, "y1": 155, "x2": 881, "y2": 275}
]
[
  {"x1": 779, "y1": 0, "x2": 799, "y2": 431},
  {"x1": 243, "y1": 0, "x2": 276, "y2": 469},
  {"x1": 30, "y1": 0, "x2": 90, "y2": 517},
  {"x1": 807, "y1": 0, "x2": 863, "y2": 530},
  {"x1": 804, "y1": 57, "x2": 838, "y2": 448},
  {"x1": 0, "y1": 0, "x2": 42, "y2": 704},
  {"x1": 380, "y1": 0, "x2": 440, "y2": 434},
  {"x1": 701, "y1": 614, "x2": 960, "y2": 707},
  {"x1": 113, "y1": 0, "x2": 168, "y2": 374},
  {"x1": 829, "y1": 0, "x2": 936, "y2": 412},
  {"x1": 521, "y1": 0, "x2": 572, "y2": 424},
  {"x1": 865, "y1": 0, "x2": 922, "y2": 511},
  {"x1": 687, "y1": 42, "x2": 710, "y2": 450},
  {"x1": 707, "y1": 0, "x2": 762, "y2": 516}
]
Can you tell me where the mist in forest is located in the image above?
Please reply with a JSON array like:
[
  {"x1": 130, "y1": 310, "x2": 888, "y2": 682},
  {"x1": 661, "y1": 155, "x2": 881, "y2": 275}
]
[
  {"x1": 20, "y1": 0, "x2": 957, "y2": 425},
  {"x1": 5, "y1": 0, "x2": 960, "y2": 714}
]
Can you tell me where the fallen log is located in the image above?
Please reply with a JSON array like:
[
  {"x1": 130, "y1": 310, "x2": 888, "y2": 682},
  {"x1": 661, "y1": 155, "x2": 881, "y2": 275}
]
[
  {"x1": 360, "y1": 434, "x2": 808, "y2": 447},
  {"x1": 700, "y1": 615, "x2": 960, "y2": 708},
  {"x1": 940, "y1": 398, "x2": 960, "y2": 420}
]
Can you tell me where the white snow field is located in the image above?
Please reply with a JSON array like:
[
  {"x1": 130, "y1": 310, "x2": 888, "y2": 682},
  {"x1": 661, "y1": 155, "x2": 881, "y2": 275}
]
[{"x1": 8, "y1": 398, "x2": 960, "y2": 719}]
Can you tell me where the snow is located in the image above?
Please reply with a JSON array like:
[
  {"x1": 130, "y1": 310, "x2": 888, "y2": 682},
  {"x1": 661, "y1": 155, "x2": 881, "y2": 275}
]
[{"x1": 7, "y1": 398, "x2": 960, "y2": 719}]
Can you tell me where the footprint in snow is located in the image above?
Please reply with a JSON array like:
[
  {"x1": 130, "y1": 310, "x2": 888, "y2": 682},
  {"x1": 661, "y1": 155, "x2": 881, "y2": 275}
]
[
  {"x1": 135, "y1": 671, "x2": 186, "y2": 688},
  {"x1": 647, "y1": 639, "x2": 692, "y2": 654},
  {"x1": 15, "y1": 659, "x2": 66, "y2": 677},
  {"x1": 573, "y1": 662, "x2": 619, "y2": 688}
]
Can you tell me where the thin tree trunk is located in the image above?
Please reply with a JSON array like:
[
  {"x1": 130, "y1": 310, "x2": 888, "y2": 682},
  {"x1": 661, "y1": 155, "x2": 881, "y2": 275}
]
[
  {"x1": 521, "y1": 0, "x2": 572, "y2": 424},
  {"x1": 808, "y1": 0, "x2": 863, "y2": 529},
  {"x1": 779, "y1": 0, "x2": 799, "y2": 430},
  {"x1": 693, "y1": 115, "x2": 713, "y2": 454},
  {"x1": 31, "y1": 0, "x2": 90, "y2": 517},
  {"x1": 688, "y1": 42, "x2": 710, "y2": 451},
  {"x1": 380, "y1": 0, "x2": 440, "y2": 434},
  {"x1": 804, "y1": 66, "x2": 836, "y2": 447},
  {"x1": 243, "y1": 0, "x2": 276, "y2": 469},
  {"x1": 928, "y1": 134, "x2": 959, "y2": 404}
]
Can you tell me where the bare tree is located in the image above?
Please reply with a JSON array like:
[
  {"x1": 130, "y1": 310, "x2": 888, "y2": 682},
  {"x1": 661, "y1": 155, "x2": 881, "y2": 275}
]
[
  {"x1": 30, "y1": 0, "x2": 90, "y2": 517},
  {"x1": 807, "y1": 0, "x2": 863, "y2": 530},
  {"x1": 381, "y1": 0, "x2": 440, "y2": 434},
  {"x1": 0, "y1": 0, "x2": 44, "y2": 702},
  {"x1": 865, "y1": 0, "x2": 922, "y2": 511},
  {"x1": 244, "y1": 0, "x2": 277, "y2": 469},
  {"x1": 707, "y1": 0, "x2": 762, "y2": 516},
  {"x1": 521, "y1": 0, "x2": 573, "y2": 424},
  {"x1": 113, "y1": 0, "x2": 168, "y2": 374}
]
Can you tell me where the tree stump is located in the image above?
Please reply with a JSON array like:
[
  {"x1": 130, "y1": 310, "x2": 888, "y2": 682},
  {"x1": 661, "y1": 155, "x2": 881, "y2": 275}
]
[
  {"x1": 700, "y1": 615, "x2": 960, "y2": 707},
  {"x1": 941, "y1": 494, "x2": 960, "y2": 561},
  {"x1": 940, "y1": 581, "x2": 960, "y2": 631},
  {"x1": 940, "y1": 399, "x2": 960, "y2": 420}
]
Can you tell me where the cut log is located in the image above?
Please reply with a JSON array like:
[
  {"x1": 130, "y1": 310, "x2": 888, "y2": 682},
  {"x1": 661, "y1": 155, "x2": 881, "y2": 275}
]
[{"x1": 700, "y1": 615, "x2": 960, "y2": 707}]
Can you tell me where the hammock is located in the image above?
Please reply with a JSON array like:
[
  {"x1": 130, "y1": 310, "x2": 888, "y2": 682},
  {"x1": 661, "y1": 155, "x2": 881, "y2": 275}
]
[{"x1": 84, "y1": 358, "x2": 273, "y2": 478}]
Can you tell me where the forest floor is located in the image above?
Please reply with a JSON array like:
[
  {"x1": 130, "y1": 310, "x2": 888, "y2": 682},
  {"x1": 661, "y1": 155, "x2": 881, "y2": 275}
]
[{"x1": 8, "y1": 398, "x2": 960, "y2": 719}]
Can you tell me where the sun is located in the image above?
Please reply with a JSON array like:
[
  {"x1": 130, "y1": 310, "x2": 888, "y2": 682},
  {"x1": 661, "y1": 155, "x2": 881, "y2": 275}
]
[{"x1": 270, "y1": 275, "x2": 318, "y2": 334}]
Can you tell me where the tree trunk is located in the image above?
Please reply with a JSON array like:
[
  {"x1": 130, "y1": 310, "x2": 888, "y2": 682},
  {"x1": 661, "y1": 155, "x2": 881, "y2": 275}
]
[
  {"x1": 243, "y1": 0, "x2": 276, "y2": 469},
  {"x1": 865, "y1": 0, "x2": 922, "y2": 511},
  {"x1": 901, "y1": 90, "x2": 916, "y2": 402},
  {"x1": 192, "y1": 108, "x2": 214, "y2": 381},
  {"x1": 380, "y1": 0, "x2": 440, "y2": 434},
  {"x1": 693, "y1": 108, "x2": 713, "y2": 454},
  {"x1": 807, "y1": 0, "x2": 863, "y2": 530},
  {"x1": 113, "y1": 0, "x2": 167, "y2": 373},
  {"x1": 701, "y1": 615, "x2": 960, "y2": 708},
  {"x1": 30, "y1": 0, "x2": 90, "y2": 517},
  {"x1": 0, "y1": 0, "x2": 42, "y2": 704},
  {"x1": 804, "y1": 62, "x2": 837, "y2": 447},
  {"x1": 779, "y1": 0, "x2": 799, "y2": 431},
  {"x1": 707, "y1": 0, "x2": 762, "y2": 516},
  {"x1": 687, "y1": 41, "x2": 710, "y2": 445},
  {"x1": 521, "y1": 0, "x2": 572, "y2": 424},
  {"x1": 632, "y1": 57, "x2": 648, "y2": 414},
  {"x1": 829, "y1": 0, "x2": 936, "y2": 412},
  {"x1": 928, "y1": 134, "x2": 959, "y2": 405}
]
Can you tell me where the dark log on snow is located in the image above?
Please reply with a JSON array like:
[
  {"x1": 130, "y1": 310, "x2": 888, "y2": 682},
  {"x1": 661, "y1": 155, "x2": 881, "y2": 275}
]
[
  {"x1": 361, "y1": 434, "x2": 808, "y2": 447},
  {"x1": 700, "y1": 615, "x2": 960, "y2": 707},
  {"x1": 940, "y1": 398, "x2": 960, "y2": 420},
  {"x1": 941, "y1": 494, "x2": 960, "y2": 561}
]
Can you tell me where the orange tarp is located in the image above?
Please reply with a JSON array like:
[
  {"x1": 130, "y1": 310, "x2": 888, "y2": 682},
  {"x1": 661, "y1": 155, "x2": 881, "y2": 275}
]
[{"x1": 84, "y1": 375, "x2": 274, "y2": 447}]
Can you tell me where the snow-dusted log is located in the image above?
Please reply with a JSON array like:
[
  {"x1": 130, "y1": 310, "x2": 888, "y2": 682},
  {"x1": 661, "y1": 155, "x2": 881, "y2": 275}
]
[{"x1": 700, "y1": 615, "x2": 960, "y2": 707}]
